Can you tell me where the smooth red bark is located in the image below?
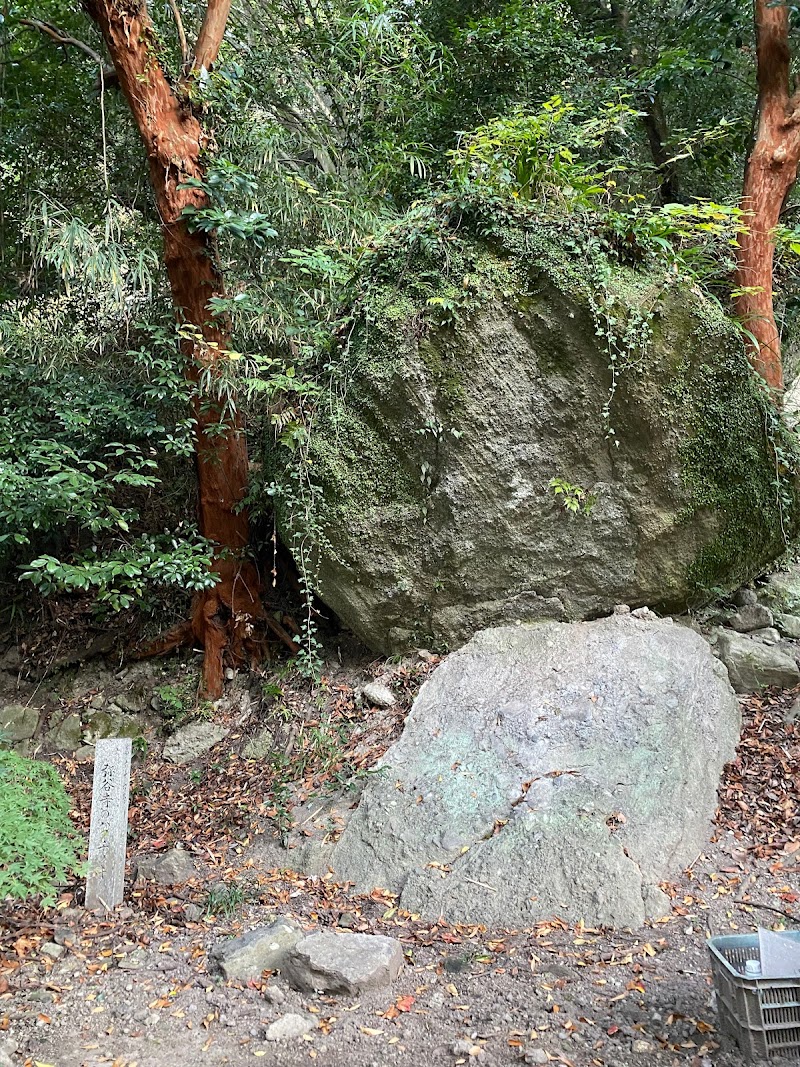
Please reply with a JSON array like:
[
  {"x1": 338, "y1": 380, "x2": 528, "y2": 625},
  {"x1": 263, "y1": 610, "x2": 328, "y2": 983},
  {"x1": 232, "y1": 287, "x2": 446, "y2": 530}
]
[
  {"x1": 84, "y1": 0, "x2": 263, "y2": 696},
  {"x1": 735, "y1": 0, "x2": 800, "y2": 393}
]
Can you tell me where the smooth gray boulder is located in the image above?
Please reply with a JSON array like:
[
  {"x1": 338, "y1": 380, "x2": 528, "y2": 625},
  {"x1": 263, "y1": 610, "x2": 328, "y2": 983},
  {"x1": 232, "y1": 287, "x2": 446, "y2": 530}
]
[
  {"x1": 133, "y1": 847, "x2": 197, "y2": 884},
  {"x1": 309, "y1": 617, "x2": 740, "y2": 929},
  {"x1": 776, "y1": 613, "x2": 800, "y2": 640},
  {"x1": 281, "y1": 932, "x2": 404, "y2": 994},
  {"x1": 162, "y1": 721, "x2": 227, "y2": 764},
  {"x1": 210, "y1": 920, "x2": 304, "y2": 981},
  {"x1": 715, "y1": 630, "x2": 800, "y2": 693}
]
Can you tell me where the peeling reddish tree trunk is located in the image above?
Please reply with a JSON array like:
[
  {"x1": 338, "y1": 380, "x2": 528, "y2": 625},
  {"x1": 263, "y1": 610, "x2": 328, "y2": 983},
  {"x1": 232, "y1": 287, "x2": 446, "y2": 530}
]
[
  {"x1": 84, "y1": 0, "x2": 263, "y2": 696},
  {"x1": 735, "y1": 0, "x2": 800, "y2": 394}
]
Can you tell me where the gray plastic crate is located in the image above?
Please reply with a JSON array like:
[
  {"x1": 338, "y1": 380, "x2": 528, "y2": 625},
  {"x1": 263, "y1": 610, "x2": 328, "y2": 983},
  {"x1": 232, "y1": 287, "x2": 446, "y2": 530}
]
[{"x1": 708, "y1": 932, "x2": 800, "y2": 1061}]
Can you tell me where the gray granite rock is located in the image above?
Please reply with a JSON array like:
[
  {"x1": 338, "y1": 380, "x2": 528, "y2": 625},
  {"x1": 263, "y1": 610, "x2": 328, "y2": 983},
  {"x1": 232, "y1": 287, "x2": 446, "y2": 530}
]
[
  {"x1": 243, "y1": 727, "x2": 273, "y2": 761},
  {"x1": 776, "y1": 613, "x2": 800, "y2": 640},
  {"x1": 748, "y1": 627, "x2": 782, "y2": 645},
  {"x1": 282, "y1": 931, "x2": 404, "y2": 994},
  {"x1": 1, "y1": 704, "x2": 39, "y2": 743},
  {"x1": 210, "y1": 919, "x2": 304, "y2": 981},
  {"x1": 273, "y1": 261, "x2": 787, "y2": 654},
  {"x1": 305, "y1": 617, "x2": 739, "y2": 929},
  {"x1": 729, "y1": 604, "x2": 774, "y2": 633},
  {"x1": 162, "y1": 721, "x2": 227, "y2": 764},
  {"x1": 115, "y1": 691, "x2": 147, "y2": 714},
  {"x1": 133, "y1": 847, "x2": 197, "y2": 884},
  {"x1": 733, "y1": 588, "x2": 758, "y2": 608},
  {"x1": 264, "y1": 1012, "x2": 317, "y2": 1040},
  {"x1": 83, "y1": 708, "x2": 145, "y2": 742},
  {"x1": 361, "y1": 681, "x2": 397, "y2": 708},
  {"x1": 48, "y1": 712, "x2": 83, "y2": 750},
  {"x1": 715, "y1": 630, "x2": 800, "y2": 693}
]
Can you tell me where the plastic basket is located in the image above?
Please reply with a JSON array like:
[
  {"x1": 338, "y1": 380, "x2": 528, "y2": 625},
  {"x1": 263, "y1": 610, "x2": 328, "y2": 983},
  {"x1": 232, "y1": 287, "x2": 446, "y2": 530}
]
[{"x1": 708, "y1": 932, "x2": 800, "y2": 1061}]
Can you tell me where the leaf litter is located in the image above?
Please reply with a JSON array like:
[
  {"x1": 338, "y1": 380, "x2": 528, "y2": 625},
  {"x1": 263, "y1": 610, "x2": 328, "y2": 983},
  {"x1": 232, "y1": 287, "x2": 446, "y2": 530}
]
[{"x1": 1, "y1": 671, "x2": 798, "y2": 1067}]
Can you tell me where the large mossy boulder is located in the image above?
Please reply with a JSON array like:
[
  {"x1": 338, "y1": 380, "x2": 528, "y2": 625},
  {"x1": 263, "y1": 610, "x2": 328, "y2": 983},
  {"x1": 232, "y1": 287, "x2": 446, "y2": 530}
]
[{"x1": 275, "y1": 215, "x2": 794, "y2": 653}]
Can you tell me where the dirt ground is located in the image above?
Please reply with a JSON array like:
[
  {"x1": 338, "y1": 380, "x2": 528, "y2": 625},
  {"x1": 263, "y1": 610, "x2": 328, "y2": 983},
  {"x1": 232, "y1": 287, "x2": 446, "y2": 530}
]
[{"x1": 1, "y1": 655, "x2": 799, "y2": 1067}]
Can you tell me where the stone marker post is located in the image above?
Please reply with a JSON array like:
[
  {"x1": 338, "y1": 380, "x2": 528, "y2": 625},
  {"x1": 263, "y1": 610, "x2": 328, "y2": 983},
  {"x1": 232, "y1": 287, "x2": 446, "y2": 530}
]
[{"x1": 85, "y1": 738, "x2": 132, "y2": 909}]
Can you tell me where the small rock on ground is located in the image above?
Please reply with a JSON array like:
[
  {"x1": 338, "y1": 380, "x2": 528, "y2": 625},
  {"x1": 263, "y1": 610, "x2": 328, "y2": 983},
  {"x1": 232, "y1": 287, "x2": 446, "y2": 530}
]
[
  {"x1": 162, "y1": 721, "x2": 227, "y2": 764},
  {"x1": 733, "y1": 587, "x2": 758, "y2": 607},
  {"x1": 728, "y1": 603, "x2": 773, "y2": 633},
  {"x1": 281, "y1": 931, "x2": 404, "y2": 994},
  {"x1": 134, "y1": 847, "x2": 197, "y2": 884},
  {"x1": 748, "y1": 626, "x2": 781, "y2": 644},
  {"x1": 361, "y1": 681, "x2": 397, "y2": 708},
  {"x1": 264, "y1": 1012, "x2": 317, "y2": 1041},
  {"x1": 523, "y1": 1050, "x2": 548, "y2": 1065},
  {"x1": 210, "y1": 919, "x2": 304, "y2": 981},
  {"x1": 715, "y1": 629, "x2": 800, "y2": 692}
]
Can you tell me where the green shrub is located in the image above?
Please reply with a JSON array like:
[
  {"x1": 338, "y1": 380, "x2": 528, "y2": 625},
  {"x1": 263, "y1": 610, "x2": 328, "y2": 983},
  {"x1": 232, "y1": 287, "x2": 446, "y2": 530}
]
[{"x1": 0, "y1": 750, "x2": 82, "y2": 904}]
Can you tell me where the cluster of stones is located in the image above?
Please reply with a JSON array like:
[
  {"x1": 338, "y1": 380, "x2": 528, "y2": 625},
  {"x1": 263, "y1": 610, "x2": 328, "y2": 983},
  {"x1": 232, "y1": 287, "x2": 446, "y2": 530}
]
[
  {"x1": 0, "y1": 664, "x2": 153, "y2": 758},
  {"x1": 208, "y1": 920, "x2": 404, "y2": 1040},
  {"x1": 126, "y1": 846, "x2": 405, "y2": 1043},
  {"x1": 0, "y1": 680, "x2": 230, "y2": 763},
  {"x1": 710, "y1": 569, "x2": 800, "y2": 718}
]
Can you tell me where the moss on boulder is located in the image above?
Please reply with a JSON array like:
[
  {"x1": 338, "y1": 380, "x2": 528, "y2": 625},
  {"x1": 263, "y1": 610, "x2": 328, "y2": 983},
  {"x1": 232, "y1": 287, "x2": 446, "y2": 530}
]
[{"x1": 274, "y1": 215, "x2": 796, "y2": 652}]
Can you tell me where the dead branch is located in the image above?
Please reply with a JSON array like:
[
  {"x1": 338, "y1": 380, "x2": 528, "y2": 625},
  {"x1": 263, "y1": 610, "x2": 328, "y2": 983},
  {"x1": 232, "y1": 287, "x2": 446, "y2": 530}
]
[
  {"x1": 166, "y1": 0, "x2": 189, "y2": 68},
  {"x1": 20, "y1": 17, "x2": 104, "y2": 66}
]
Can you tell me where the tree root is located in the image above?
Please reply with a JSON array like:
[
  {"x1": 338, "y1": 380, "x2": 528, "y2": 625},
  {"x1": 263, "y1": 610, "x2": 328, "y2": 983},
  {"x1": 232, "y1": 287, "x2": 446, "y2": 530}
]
[{"x1": 133, "y1": 560, "x2": 276, "y2": 698}]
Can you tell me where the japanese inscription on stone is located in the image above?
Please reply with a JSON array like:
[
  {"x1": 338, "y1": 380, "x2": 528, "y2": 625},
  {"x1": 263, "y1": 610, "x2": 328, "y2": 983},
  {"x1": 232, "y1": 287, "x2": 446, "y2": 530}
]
[{"x1": 85, "y1": 738, "x2": 131, "y2": 909}]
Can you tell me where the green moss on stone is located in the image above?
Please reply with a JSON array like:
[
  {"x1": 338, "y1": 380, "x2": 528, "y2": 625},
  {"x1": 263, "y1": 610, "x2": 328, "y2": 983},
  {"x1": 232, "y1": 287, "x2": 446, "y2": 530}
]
[
  {"x1": 663, "y1": 310, "x2": 798, "y2": 599},
  {"x1": 266, "y1": 196, "x2": 799, "y2": 625}
]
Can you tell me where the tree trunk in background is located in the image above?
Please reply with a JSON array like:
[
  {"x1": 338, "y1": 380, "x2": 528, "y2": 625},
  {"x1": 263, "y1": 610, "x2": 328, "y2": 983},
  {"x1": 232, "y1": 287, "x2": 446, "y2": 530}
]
[
  {"x1": 735, "y1": 0, "x2": 800, "y2": 394},
  {"x1": 608, "y1": 1, "x2": 680, "y2": 205},
  {"x1": 84, "y1": 0, "x2": 263, "y2": 696}
]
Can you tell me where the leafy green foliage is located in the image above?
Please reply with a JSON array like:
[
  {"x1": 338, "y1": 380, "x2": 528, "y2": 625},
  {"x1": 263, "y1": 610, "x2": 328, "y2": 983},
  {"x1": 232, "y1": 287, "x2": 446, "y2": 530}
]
[
  {"x1": 0, "y1": 750, "x2": 82, "y2": 904},
  {"x1": 205, "y1": 881, "x2": 246, "y2": 918},
  {"x1": 20, "y1": 533, "x2": 217, "y2": 611},
  {"x1": 549, "y1": 477, "x2": 598, "y2": 516},
  {"x1": 450, "y1": 97, "x2": 641, "y2": 207},
  {"x1": 1, "y1": 0, "x2": 797, "y2": 638}
]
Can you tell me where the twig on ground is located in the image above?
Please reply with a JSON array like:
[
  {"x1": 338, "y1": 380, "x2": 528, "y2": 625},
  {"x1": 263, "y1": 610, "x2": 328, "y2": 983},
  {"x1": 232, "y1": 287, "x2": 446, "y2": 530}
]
[{"x1": 734, "y1": 898, "x2": 799, "y2": 924}]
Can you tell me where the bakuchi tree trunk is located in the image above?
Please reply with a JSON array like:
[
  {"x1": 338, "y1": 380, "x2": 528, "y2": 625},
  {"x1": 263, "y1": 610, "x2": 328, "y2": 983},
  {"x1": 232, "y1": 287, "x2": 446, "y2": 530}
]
[
  {"x1": 735, "y1": 0, "x2": 800, "y2": 394},
  {"x1": 84, "y1": 0, "x2": 263, "y2": 696}
]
